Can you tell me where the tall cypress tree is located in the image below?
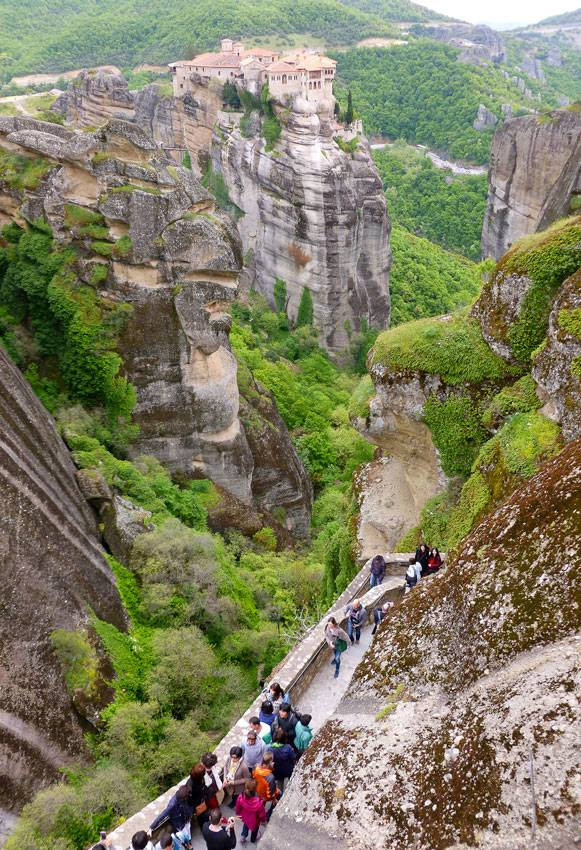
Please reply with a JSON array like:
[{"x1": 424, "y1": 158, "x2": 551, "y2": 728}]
[
  {"x1": 296, "y1": 287, "x2": 314, "y2": 327},
  {"x1": 345, "y1": 90, "x2": 354, "y2": 126}
]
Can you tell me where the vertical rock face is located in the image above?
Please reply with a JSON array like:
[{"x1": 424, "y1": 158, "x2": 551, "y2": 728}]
[
  {"x1": 481, "y1": 109, "x2": 581, "y2": 259},
  {"x1": 0, "y1": 348, "x2": 127, "y2": 813},
  {"x1": 0, "y1": 116, "x2": 312, "y2": 534},
  {"x1": 533, "y1": 269, "x2": 581, "y2": 442},
  {"x1": 211, "y1": 100, "x2": 391, "y2": 353}
]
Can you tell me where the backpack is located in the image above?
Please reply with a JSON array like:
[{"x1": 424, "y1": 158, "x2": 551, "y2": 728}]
[{"x1": 254, "y1": 766, "x2": 279, "y2": 801}]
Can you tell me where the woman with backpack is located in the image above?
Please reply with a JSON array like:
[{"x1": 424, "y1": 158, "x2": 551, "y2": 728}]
[
  {"x1": 267, "y1": 728, "x2": 296, "y2": 792},
  {"x1": 324, "y1": 616, "x2": 349, "y2": 678}
]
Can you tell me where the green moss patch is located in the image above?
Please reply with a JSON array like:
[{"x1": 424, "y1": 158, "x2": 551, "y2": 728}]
[
  {"x1": 348, "y1": 374, "x2": 374, "y2": 420},
  {"x1": 481, "y1": 374, "x2": 540, "y2": 428},
  {"x1": 558, "y1": 306, "x2": 581, "y2": 339},
  {"x1": 476, "y1": 411, "x2": 562, "y2": 479},
  {"x1": 0, "y1": 147, "x2": 53, "y2": 190},
  {"x1": 424, "y1": 394, "x2": 488, "y2": 477},
  {"x1": 370, "y1": 314, "x2": 512, "y2": 385},
  {"x1": 493, "y1": 216, "x2": 581, "y2": 363}
]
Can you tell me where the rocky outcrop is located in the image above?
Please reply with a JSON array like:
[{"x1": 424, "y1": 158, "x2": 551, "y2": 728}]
[
  {"x1": 211, "y1": 99, "x2": 391, "y2": 353},
  {"x1": 473, "y1": 103, "x2": 497, "y2": 131},
  {"x1": 0, "y1": 348, "x2": 127, "y2": 813},
  {"x1": 56, "y1": 71, "x2": 223, "y2": 176},
  {"x1": 52, "y1": 69, "x2": 135, "y2": 127},
  {"x1": 481, "y1": 109, "x2": 581, "y2": 260},
  {"x1": 413, "y1": 23, "x2": 506, "y2": 64},
  {"x1": 0, "y1": 116, "x2": 312, "y2": 535},
  {"x1": 533, "y1": 269, "x2": 581, "y2": 441},
  {"x1": 261, "y1": 438, "x2": 581, "y2": 850}
]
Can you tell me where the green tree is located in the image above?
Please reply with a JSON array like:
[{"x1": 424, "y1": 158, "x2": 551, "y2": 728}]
[
  {"x1": 181, "y1": 150, "x2": 192, "y2": 170},
  {"x1": 222, "y1": 80, "x2": 241, "y2": 109},
  {"x1": 296, "y1": 287, "x2": 314, "y2": 328},
  {"x1": 273, "y1": 278, "x2": 287, "y2": 314},
  {"x1": 345, "y1": 89, "x2": 354, "y2": 125}
]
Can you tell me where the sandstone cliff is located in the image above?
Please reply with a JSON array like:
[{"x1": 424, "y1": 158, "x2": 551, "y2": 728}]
[
  {"x1": 0, "y1": 348, "x2": 127, "y2": 813},
  {"x1": 481, "y1": 109, "x2": 581, "y2": 260},
  {"x1": 210, "y1": 100, "x2": 391, "y2": 353},
  {"x1": 53, "y1": 68, "x2": 135, "y2": 128},
  {"x1": 0, "y1": 116, "x2": 311, "y2": 535},
  {"x1": 261, "y1": 437, "x2": 581, "y2": 850}
]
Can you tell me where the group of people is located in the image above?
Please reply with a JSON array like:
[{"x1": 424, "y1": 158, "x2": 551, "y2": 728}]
[
  {"x1": 405, "y1": 543, "x2": 443, "y2": 590},
  {"x1": 93, "y1": 548, "x2": 443, "y2": 850},
  {"x1": 93, "y1": 683, "x2": 313, "y2": 850}
]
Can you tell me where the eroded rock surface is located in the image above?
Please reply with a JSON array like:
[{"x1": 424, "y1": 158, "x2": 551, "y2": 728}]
[
  {"x1": 262, "y1": 439, "x2": 581, "y2": 850},
  {"x1": 53, "y1": 69, "x2": 135, "y2": 127},
  {"x1": 0, "y1": 348, "x2": 126, "y2": 813},
  {"x1": 481, "y1": 109, "x2": 581, "y2": 259},
  {"x1": 533, "y1": 269, "x2": 581, "y2": 441},
  {"x1": 0, "y1": 116, "x2": 312, "y2": 534},
  {"x1": 211, "y1": 99, "x2": 391, "y2": 353}
]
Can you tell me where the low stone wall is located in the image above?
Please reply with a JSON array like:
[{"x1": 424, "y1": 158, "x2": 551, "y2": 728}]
[{"x1": 107, "y1": 558, "x2": 410, "y2": 848}]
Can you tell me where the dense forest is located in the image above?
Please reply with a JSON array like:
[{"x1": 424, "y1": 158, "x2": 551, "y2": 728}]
[
  {"x1": 0, "y1": 0, "x2": 396, "y2": 81},
  {"x1": 333, "y1": 41, "x2": 548, "y2": 163},
  {"x1": 373, "y1": 141, "x2": 488, "y2": 260}
]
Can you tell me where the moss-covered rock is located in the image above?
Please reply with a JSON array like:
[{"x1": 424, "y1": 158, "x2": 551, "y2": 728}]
[
  {"x1": 481, "y1": 373, "x2": 540, "y2": 429},
  {"x1": 533, "y1": 268, "x2": 581, "y2": 442},
  {"x1": 474, "y1": 215, "x2": 581, "y2": 364}
]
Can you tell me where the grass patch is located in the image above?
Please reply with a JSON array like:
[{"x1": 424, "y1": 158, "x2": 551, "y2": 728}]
[
  {"x1": 0, "y1": 148, "x2": 52, "y2": 190},
  {"x1": 481, "y1": 374, "x2": 540, "y2": 428}
]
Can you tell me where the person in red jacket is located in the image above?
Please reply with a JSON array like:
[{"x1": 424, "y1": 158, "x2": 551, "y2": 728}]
[
  {"x1": 427, "y1": 547, "x2": 443, "y2": 574},
  {"x1": 235, "y1": 779, "x2": 266, "y2": 844}
]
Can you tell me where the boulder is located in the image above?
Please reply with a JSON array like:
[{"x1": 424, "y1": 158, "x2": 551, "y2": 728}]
[
  {"x1": 101, "y1": 495, "x2": 154, "y2": 562},
  {"x1": 75, "y1": 467, "x2": 112, "y2": 505}
]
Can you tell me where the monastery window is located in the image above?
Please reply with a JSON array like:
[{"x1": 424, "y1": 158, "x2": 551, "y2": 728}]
[{"x1": 282, "y1": 74, "x2": 287, "y2": 84}]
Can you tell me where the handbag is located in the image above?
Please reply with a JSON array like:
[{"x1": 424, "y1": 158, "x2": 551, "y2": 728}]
[
  {"x1": 195, "y1": 802, "x2": 207, "y2": 816},
  {"x1": 336, "y1": 638, "x2": 347, "y2": 653}
]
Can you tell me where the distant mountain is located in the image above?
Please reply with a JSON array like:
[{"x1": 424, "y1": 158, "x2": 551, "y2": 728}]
[
  {"x1": 337, "y1": 0, "x2": 451, "y2": 22},
  {"x1": 534, "y1": 7, "x2": 581, "y2": 26}
]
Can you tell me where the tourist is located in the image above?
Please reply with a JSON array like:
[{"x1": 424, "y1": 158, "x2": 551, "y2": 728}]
[
  {"x1": 223, "y1": 746, "x2": 251, "y2": 807},
  {"x1": 405, "y1": 558, "x2": 419, "y2": 591},
  {"x1": 293, "y1": 713, "x2": 313, "y2": 757},
  {"x1": 235, "y1": 779, "x2": 267, "y2": 844},
  {"x1": 246, "y1": 715, "x2": 271, "y2": 743},
  {"x1": 201, "y1": 752, "x2": 224, "y2": 809},
  {"x1": 345, "y1": 599, "x2": 366, "y2": 644},
  {"x1": 369, "y1": 554, "x2": 386, "y2": 588},
  {"x1": 372, "y1": 601, "x2": 394, "y2": 635},
  {"x1": 253, "y1": 752, "x2": 279, "y2": 821},
  {"x1": 271, "y1": 703, "x2": 298, "y2": 741},
  {"x1": 415, "y1": 543, "x2": 430, "y2": 575},
  {"x1": 186, "y1": 762, "x2": 210, "y2": 828},
  {"x1": 243, "y1": 729, "x2": 266, "y2": 772},
  {"x1": 263, "y1": 682, "x2": 287, "y2": 714},
  {"x1": 324, "y1": 616, "x2": 349, "y2": 678},
  {"x1": 259, "y1": 699, "x2": 275, "y2": 728},
  {"x1": 131, "y1": 832, "x2": 153, "y2": 850},
  {"x1": 149, "y1": 784, "x2": 193, "y2": 835},
  {"x1": 268, "y1": 728, "x2": 296, "y2": 792},
  {"x1": 427, "y1": 547, "x2": 443, "y2": 573},
  {"x1": 201, "y1": 808, "x2": 237, "y2": 850}
]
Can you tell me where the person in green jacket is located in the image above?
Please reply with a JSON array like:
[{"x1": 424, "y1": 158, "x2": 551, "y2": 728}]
[{"x1": 293, "y1": 713, "x2": 313, "y2": 758}]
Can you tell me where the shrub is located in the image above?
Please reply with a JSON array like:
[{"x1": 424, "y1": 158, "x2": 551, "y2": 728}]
[
  {"x1": 481, "y1": 374, "x2": 540, "y2": 429},
  {"x1": 423, "y1": 394, "x2": 488, "y2": 478},
  {"x1": 273, "y1": 277, "x2": 287, "y2": 313},
  {"x1": 253, "y1": 526, "x2": 277, "y2": 551},
  {"x1": 348, "y1": 374, "x2": 374, "y2": 420},
  {"x1": 296, "y1": 286, "x2": 314, "y2": 326},
  {"x1": 146, "y1": 626, "x2": 216, "y2": 717},
  {"x1": 288, "y1": 242, "x2": 311, "y2": 267},
  {"x1": 50, "y1": 628, "x2": 99, "y2": 696}
]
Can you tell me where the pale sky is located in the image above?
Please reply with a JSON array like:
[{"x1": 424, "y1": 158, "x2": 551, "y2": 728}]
[{"x1": 425, "y1": 0, "x2": 580, "y2": 28}]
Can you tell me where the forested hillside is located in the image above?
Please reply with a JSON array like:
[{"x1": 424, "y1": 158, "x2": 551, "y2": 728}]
[
  {"x1": 373, "y1": 141, "x2": 487, "y2": 259},
  {"x1": 337, "y1": 0, "x2": 448, "y2": 21},
  {"x1": 333, "y1": 41, "x2": 547, "y2": 163},
  {"x1": 0, "y1": 0, "x2": 396, "y2": 81}
]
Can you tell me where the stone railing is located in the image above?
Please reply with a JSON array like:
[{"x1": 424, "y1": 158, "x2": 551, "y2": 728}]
[{"x1": 107, "y1": 555, "x2": 416, "y2": 848}]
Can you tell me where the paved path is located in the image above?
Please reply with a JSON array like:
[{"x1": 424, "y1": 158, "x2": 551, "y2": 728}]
[{"x1": 295, "y1": 624, "x2": 373, "y2": 733}]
